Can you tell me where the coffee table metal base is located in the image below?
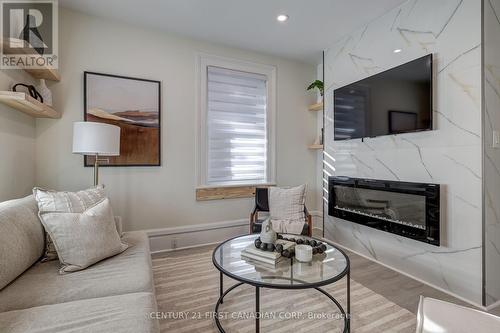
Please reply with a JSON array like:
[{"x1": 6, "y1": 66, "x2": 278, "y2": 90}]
[{"x1": 214, "y1": 272, "x2": 350, "y2": 333}]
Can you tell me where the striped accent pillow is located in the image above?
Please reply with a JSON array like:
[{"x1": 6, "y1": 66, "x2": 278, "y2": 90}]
[{"x1": 33, "y1": 186, "x2": 107, "y2": 261}]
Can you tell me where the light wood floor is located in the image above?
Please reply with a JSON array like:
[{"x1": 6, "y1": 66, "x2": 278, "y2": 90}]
[{"x1": 153, "y1": 238, "x2": 500, "y2": 317}]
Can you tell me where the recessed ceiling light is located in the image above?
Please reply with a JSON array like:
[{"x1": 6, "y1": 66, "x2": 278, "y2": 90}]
[
  {"x1": 393, "y1": 49, "x2": 402, "y2": 53},
  {"x1": 277, "y1": 14, "x2": 289, "y2": 22}
]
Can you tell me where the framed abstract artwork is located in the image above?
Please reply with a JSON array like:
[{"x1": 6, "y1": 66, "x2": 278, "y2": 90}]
[{"x1": 84, "y1": 71, "x2": 161, "y2": 166}]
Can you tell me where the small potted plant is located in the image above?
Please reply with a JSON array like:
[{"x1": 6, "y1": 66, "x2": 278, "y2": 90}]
[{"x1": 307, "y1": 79, "x2": 324, "y2": 102}]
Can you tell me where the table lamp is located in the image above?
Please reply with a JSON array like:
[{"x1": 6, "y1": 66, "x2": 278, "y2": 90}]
[{"x1": 72, "y1": 122, "x2": 120, "y2": 186}]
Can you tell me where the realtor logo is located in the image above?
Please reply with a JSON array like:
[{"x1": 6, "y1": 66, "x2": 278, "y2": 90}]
[{"x1": 1, "y1": 0, "x2": 58, "y2": 69}]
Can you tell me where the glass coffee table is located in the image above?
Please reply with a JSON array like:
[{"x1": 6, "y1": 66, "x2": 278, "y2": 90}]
[{"x1": 212, "y1": 234, "x2": 350, "y2": 333}]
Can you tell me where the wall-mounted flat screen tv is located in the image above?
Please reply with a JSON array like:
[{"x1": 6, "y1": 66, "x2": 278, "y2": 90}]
[{"x1": 334, "y1": 54, "x2": 432, "y2": 141}]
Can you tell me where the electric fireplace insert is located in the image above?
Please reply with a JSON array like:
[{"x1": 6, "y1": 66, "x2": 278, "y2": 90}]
[{"x1": 328, "y1": 176, "x2": 440, "y2": 246}]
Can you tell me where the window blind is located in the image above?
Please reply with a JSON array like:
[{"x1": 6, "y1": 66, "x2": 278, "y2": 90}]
[{"x1": 206, "y1": 66, "x2": 268, "y2": 185}]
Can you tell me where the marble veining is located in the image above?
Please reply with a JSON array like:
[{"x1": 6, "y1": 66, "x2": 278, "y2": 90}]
[
  {"x1": 400, "y1": 138, "x2": 433, "y2": 179},
  {"x1": 435, "y1": 109, "x2": 480, "y2": 138},
  {"x1": 323, "y1": 0, "x2": 483, "y2": 304}
]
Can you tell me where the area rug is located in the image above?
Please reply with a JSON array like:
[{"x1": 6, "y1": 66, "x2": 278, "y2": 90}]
[{"x1": 153, "y1": 247, "x2": 416, "y2": 332}]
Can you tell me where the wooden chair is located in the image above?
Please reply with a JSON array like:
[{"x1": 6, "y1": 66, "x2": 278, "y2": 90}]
[{"x1": 249, "y1": 187, "x2": 312, "y2": 236}]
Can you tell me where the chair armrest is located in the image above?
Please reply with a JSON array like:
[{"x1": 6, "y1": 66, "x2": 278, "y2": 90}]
[
  {"x1": 250, "y1": 206, "x2": 259, "y2": 221},
  {"x1": 304, "y1": 206, "x2": 311, "y2": 217},
  {"x1": 250, "y1": 206, "x2": 259, "y2": 234}
]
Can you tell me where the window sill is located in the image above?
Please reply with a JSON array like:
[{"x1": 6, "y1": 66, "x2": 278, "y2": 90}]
[{"x1": 196, "y1": 184, "x2": 275, "y2": 201}]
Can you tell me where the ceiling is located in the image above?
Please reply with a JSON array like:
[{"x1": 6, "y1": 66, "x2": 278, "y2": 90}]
[{"x1": 59, "y1": 0, "x2": 406, "y2": 64}]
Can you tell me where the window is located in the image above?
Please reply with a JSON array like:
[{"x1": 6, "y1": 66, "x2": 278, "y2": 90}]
[{"x1": 197, "y1": 55, "x2": 276, "y2": 187}]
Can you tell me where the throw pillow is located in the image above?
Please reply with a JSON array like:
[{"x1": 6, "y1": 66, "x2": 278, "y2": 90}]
[
  {"x1": 269, "y1": 184, "x2": 306, "y2": 224},
  {"x1": 33, "y1": 186, "x2": 107, "y2": 261},
  {"x1": 38, "y1": 198, "x2": 128, "y2": 273}
]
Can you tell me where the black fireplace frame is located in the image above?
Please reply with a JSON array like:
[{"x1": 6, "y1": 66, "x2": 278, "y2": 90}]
[{"x1": 328, "y1": 176, "x2": 440, "y2": 246}]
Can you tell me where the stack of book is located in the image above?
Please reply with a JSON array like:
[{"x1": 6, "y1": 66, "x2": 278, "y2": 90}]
[{"x1": 241, "y1": 239, "x2": 294, "y2": 266}]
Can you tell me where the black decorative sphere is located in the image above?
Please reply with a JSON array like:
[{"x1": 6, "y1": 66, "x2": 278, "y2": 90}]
[
  {"x1": 277, "y1": 234, "x2": 283, "y2": 239},
  {"x1": 316, "y1": 247, "x2": 324, "y2": 254},
  {"x1": 320, "y1": 244, "x2": 327, "y2": 252},
  {"x1": 282, "y1": 250, "x2": 290, "y2": 258},
  {"x1": 304, "y1": 240, "x2": 310, "y2": 246},
  {"x1": 312, "y1": 247, "x2": 318, "y2": 255},
  {"x1": 296, "y1": 239, "x2": 303, "y2": 245},
  {"x1": 260, "y1": 243, "x2": 267, "y2": 250},
  {"x1": 275, "y1": 244, "x2": 283, "y2": 253},
  {"x1": 310, "y1": 240, "x2": 317, "y2": 247},
  {"x1": 255, "y1": 239, "x2": 262, "y2": 248},
  {"x1": 267, "y1": 243, "x2": 275, "y2": 252}
]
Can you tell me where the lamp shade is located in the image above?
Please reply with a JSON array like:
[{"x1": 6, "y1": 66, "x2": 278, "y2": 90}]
[{"x1": 72, "y1": 122, "x2": 120, "y2": 156}]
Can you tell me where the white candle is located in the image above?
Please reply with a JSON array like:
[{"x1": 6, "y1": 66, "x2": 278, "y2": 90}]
[{"x1": 295, "y1": 245, "x2": 313, "y2": 262}]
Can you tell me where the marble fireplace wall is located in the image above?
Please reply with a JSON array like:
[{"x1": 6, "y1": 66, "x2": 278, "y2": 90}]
[
  {"x1": 323, "y1": 0, "x2": 483, "y2": 305},
  {"x1": 484, "y1": 0, "x2": 500, "y2": 307}
]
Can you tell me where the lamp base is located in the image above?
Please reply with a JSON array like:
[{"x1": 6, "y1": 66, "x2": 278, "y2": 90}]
[{"x1": 94, "y1": 154, "x2": 99, "y2": 186}]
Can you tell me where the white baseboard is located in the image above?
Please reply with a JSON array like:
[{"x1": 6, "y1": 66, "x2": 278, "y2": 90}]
[
  {"x1": 146, "y1": 219, "x2": 248, "y2": 254},
  {"x1": 319, "y1": 238, "x2": 487, "y2": 310},
  {"x1": 146, "y1": 210, "x2": 323, "y2": 255}
]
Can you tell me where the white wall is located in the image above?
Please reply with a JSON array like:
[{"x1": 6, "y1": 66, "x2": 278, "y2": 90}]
[
  {"x1": 34, "y1": 8, "x2": 317, "y2": 231},
  {"x1": 323, "y1": 0, "x2": 483, "y2": 305},
  {"x1": 0, "y1": 70, "x2": 36, "y2": 202}
]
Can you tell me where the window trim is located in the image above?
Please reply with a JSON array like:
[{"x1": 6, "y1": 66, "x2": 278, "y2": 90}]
[{"x1": 196, "y1": 53, "x2": 277, "y2": 188}]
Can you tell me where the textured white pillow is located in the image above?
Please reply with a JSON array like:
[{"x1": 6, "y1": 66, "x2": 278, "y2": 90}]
[
  {"x1": 33, "y1": 185, "x2": 106, "y2": 214},
  {"x1": 38, "y1": 198, "x2": 128, "y2": 274},
  {"x1": 269, "y1": 185, "x2": 306, "y2": 223},
  {"x1": 33, "y1": 186, "x2": 107, "y2": 261}
]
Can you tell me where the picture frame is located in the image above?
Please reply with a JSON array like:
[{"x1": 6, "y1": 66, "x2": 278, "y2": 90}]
[{"x1": 83, "y1": 71, "x2": 161, "y2": 167}]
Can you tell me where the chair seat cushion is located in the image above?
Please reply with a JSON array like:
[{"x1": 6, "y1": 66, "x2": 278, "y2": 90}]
[
  {"x1": 252, "y1": 219, "x2": 308, "y2": 235},
  {"x1": 0, "y1": 231, "x2": 153, "y2": 312},
  {"x1": 0, "y1": 292, "x2": 159, "y2": 333}
]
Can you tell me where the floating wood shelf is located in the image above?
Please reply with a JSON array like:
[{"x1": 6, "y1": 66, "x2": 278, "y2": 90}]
[
  {"x1": 308, "y1": 101, "x2": 323, "y2": 111},
  {"x1": 308, "y1": 144, "x2": 323, "y2": 150},
  {"x1": 0, "y1": 37, "x2": 61, "y2": 82},
  {"x1": 0, "y1": 91, "x2": 60, "y2": 118}
]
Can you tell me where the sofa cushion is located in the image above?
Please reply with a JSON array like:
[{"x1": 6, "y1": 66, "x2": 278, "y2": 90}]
[
  {"x1": 0, "y1": 231, "x2": 153, "y2": 312},
  {"x1": 0, "y1": 196, "x2": 44, "y2": 291},
  {"x1": 0, "y1": 292, "x2": 159, "y2": 333},
  {"x1": 39, "y1": 198, "x2": 128, "y2": 274}
]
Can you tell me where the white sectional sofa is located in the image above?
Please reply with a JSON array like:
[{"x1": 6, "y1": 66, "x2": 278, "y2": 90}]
[{"x1": 0, "y1": 195, "x2": 160, "y2": 333}]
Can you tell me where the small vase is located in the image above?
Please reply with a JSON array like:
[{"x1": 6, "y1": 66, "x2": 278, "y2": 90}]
[
  {"x1": 260, "y1": 219, "x2": 277, "y2": 244},
  {"x1": 37, "y1": 79, "x2": 52, "y2": 106}
]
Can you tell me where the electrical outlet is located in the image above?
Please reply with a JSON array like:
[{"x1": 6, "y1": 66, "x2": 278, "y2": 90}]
[
  {"x1": 493, "y1": 130, "x2": 500, "y2": 149},
  {"x1": 172, "y1": 238, "x2": 178, "y2": 249}
]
